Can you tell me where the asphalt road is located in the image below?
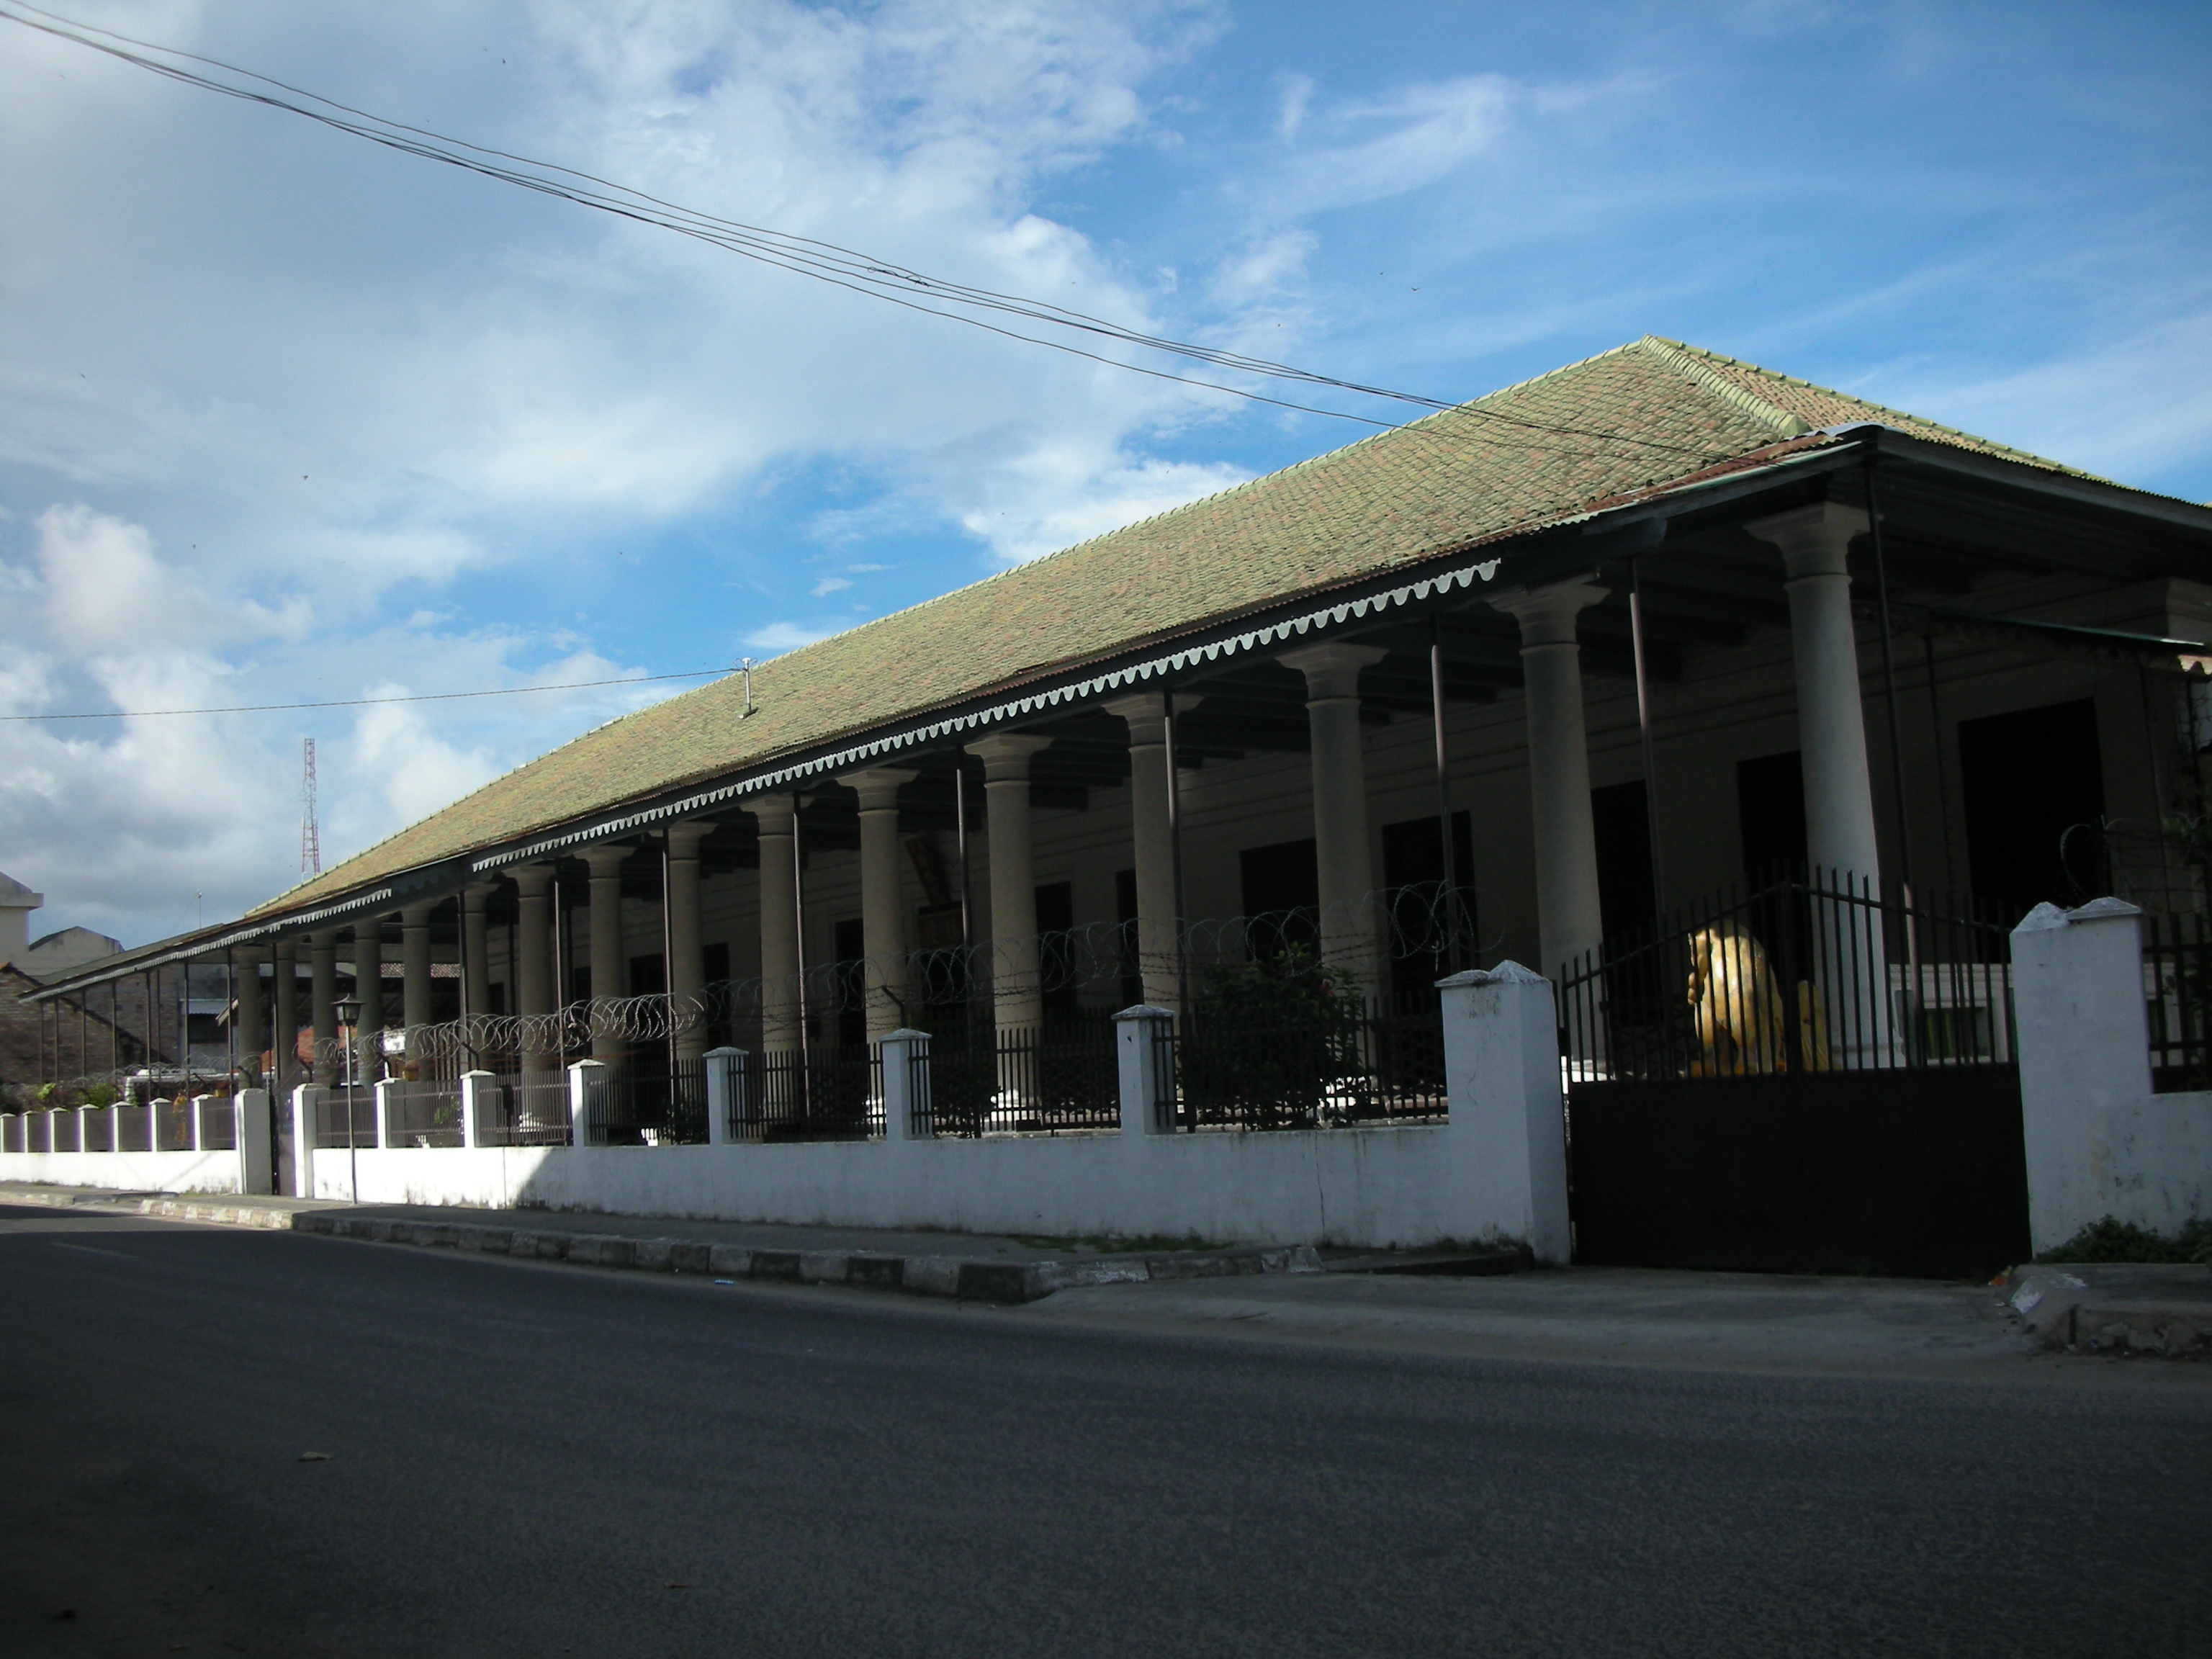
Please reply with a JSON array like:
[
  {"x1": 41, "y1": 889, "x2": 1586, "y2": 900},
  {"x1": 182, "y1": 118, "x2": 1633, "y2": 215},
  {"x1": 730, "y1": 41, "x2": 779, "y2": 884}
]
[{"x1": 2, "y1": 1204, "x2": 2207, "y2": 1659}]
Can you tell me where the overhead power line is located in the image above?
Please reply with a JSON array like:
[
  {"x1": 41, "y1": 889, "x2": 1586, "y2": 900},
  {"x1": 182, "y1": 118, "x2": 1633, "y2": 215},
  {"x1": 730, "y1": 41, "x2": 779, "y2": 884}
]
[
  {"x1": 0, "y1": 667, "x2": 728, "y2": 721},
  {"x1": 0, "y1": 0, "x2": 1703, "y2": 459}
]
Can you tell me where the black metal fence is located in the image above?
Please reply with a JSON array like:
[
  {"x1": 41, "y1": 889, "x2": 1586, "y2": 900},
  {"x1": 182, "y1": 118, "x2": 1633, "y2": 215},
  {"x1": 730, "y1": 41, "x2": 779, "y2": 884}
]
[
  {"x1": 1561, "y1": 871, "x2": 2017, "y2": 1081},
  {"x1": 2142, "y1": 910, "x2": 2212, "y2": 1093},
  {"x1": 473, "y1": 1075, "x2": 573, "y2": 1146},
  {"x1": 914, "y1": 1019, "x2": 1120, "y2": 1137},
  {"x1": 315, "y1": 1086, "x2": 378, "y2": 1148},
  {"x1": 1163, "y1": 996, "x2": 1448, "y2": 1131},
  {"x1": 384, "y1": 1080, "x2": 464, "y2": 1147},
  {"x1": 570, "y1": 1055, "x2": 713, "y2": 1146},
  {"x1": 197, "y1": 1097, "x2": 239, "y2": 1151},
  {"x1": 734, "y1": 1047, "x2": 884, "y2": 1142}
]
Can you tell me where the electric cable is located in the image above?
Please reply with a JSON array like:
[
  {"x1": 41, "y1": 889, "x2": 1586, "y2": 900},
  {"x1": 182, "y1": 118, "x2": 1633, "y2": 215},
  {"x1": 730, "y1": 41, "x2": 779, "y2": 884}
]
[
  {"x1": 0, "y1": 0, "x2": 1707, "y2": 458},
  {"x1": 0, "y1": 667, "x2": 729, "y2": 721}
]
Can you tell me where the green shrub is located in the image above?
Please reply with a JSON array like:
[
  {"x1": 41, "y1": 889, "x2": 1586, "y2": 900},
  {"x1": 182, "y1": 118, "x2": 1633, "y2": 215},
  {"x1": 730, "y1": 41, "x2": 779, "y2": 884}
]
[{"x1": 2038, "y1": 1215, "x2": 2212, "y2": 1267}]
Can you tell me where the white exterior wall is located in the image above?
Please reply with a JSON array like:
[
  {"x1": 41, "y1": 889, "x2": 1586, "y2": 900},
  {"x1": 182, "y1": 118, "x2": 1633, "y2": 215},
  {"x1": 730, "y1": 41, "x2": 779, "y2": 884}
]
[
  {"x1": 0, "y1": 1148, "x2": 245, "y2": 1194},
  {"x1": 306, "y1": 1128, "x2": 1480, "y2": 1248}
]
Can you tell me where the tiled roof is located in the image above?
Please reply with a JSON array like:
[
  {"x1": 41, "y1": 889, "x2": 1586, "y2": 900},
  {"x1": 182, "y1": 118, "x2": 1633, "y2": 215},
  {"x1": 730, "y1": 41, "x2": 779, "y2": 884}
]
[{"x1": 252, "y1": 336, "x2": 2081, "y2": 920}]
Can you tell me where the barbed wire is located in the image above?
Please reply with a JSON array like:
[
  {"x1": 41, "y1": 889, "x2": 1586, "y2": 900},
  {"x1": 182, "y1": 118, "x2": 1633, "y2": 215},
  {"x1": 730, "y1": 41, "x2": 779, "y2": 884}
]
[{"x1": 10, "y1": 886, "x2": 1503, "y2": 1100}]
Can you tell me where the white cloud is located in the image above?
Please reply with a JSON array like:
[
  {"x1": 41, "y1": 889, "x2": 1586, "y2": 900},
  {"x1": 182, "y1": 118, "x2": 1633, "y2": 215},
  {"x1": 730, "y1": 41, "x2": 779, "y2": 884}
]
[
  {"x1": 1863, "y1": 307, "x2": 2212, "y2": 493},
  {"x1": 961, "y1": 451, "x2": 1251, "y2": 563},
  {"x1": 811, "y1": 575, "x2": 855, "y2": 596},
  {"x1": 745, "y1": 620, "x2": 842, "y2": 653}
]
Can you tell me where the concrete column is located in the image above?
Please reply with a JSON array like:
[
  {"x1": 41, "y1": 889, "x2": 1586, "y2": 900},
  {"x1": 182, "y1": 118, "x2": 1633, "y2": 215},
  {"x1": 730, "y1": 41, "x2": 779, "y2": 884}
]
[
  {"x1": 1114, "y1": 1004, "x2": 1176, "y2": 1136},
  {"x1": 507, "y1": 863, "x2": 557, "y2": 1079},
  {"x1": 879, "y1": 1028, "x2": 930, "y2": 1141},
  {"x1": 461, "y1": 885, "x2": 493, "y2": 1030},
  {"x1": 400, "y1": 902, "x2": 436, "y2": 1064},
  {"x1": 666, "y1": 822, "x2": 711, "y2": 1064},
  {"x1": 1437, "y1": 963, "x2": 1571, "y2": 1264},
  {"x1": 848, "y1": 770, "x2": 917, "y2": 1042},
  {"x1": 969, "y1": 734, "x2": 1053, "y2": 1039},
  {"x1": 289, "y1": 1084, "x2": 323, "y2": 1199},
  {"x1": 1103, "y1": 693, "x2": 1180, "y2": 1014},
  {"x1": 746, "y1": 796, "x2": 802, "y2": 1055},
  {"x1": 1278, "y1": 642, "x2": 1390, "y2": 1003},
  {"x1": 1491, "y1": 578, "x2": 1610, "y2": 981},
  {"x1": 273, "y1": 939, "x2": 300, "y2": 1090},
  {"x1": 235, "y1": 1087, "x2": 271, "y2": 1193},
  {"x1": 310, "y1": 931, "x2": 339, "y2": 1085},
  {"x1": 233, "y1": 949, "x2": 266, "y2": 1087},
  {"x1": 581, "y1": 844, "x2": 631, "y2": 1061},
  {"x1": 567, "y1": 1058, "x2": 607, "y2": 1148},
  {"x1": 703, "y1": 1046, "x2": 744, "y2": 1146},
  {"x1": 354, "y1": 922, "x2": 386, "y2": 1087},
  {"x1": 1748, "y1": 502, "x2": 1880, "y2": 886}
]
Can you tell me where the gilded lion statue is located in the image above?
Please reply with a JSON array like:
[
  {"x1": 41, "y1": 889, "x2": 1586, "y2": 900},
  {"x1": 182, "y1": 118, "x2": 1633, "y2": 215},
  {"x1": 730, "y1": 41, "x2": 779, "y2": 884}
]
[{"x1": 1686, "y1": 922, "x2": 1830, "y2": 1074}]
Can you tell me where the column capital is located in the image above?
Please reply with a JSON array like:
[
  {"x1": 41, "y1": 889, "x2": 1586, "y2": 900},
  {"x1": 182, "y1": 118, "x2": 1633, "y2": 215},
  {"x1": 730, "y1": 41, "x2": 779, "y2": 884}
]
[
  {"x1": 665, "y1": 819, "x2": 714, "y2": 857},
  {"x1": 1102, "y1": 691, "x2": 1171, "y2": 745},
  {"x1": 845, "y1": 766, "x2": 919, "y2": 813},
  {"x1": 1745, "y1": 501, "x2": 1869, "y2": 581},
  {"x1": 1277, "y1": 641, "x2": 1389, "y2": 701},
  {"x1": 742, "y1": 793, "x2": 799, "y2": 834},
  {"x1": 400, "y1": 900, "x2": 437, "y2": 927},
  {"x1": 462, "y1": 881, "x2": 498, "y2": 907},
  {"x1": 579, "y1": 842, "x2": 632, "y2": 878},
  {"x1": 501, "y1": 860, "x2": 557, "y2": 896},
  {"x1": 967, "y1": 733, "x2": 1051, "y2": 781},
  {"x1": 1488, "y1": 576, "x2": 1610, "y2": 646}
]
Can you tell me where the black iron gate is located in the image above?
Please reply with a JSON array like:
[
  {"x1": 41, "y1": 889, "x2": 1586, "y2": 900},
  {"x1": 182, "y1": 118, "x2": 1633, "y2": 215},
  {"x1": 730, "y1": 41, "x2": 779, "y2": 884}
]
[{"x1": 1560, "y1": 873, "x2": 2031, "y2": 1279}]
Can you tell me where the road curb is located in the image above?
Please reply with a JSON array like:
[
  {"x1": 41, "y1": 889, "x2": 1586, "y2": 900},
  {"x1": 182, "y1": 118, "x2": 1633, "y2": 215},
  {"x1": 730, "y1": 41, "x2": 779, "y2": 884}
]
[
  {"x1": 3, "y1": 1184, "x2": 1323, "y2": 1301},
  {"x1": 1999, "y1": 1265, "x2": 2212, "y2": 1357},
  {"x1": 280, "y1": 1211, "x2": 1322, "y2": 1303}
]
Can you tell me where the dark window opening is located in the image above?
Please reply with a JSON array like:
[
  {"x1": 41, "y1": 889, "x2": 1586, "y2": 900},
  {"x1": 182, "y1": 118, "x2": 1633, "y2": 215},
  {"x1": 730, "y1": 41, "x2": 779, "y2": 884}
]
[
  {"x1": 1035, "y1": 880, "x2": 1077, "y2": 1027},
  {"x1": 1382, "y1": 811, "x2": 1475, "y2": 1010},
  {"x1": 832, "y1": 918, "x2": 867, "y2": 1053},
  {"x1": 1959, "y1": 699, "x2": 2106, "y2": 919},
  {"x1": 1591, "y1": 781, "x2": 1657, "y2": 944},
  {"x1": 1737, "y1": 750, "x2": 1807, "y2": 884},
  {"x1": 1239, "y1": 837, "x2": 1319, "y2": 966}
]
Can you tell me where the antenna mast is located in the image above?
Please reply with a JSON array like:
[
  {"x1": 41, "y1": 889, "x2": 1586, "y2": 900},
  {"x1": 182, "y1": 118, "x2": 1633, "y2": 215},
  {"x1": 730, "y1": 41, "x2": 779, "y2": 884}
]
[{"x1": 300, "y1": 737, "x2": 322, "y2": 876}]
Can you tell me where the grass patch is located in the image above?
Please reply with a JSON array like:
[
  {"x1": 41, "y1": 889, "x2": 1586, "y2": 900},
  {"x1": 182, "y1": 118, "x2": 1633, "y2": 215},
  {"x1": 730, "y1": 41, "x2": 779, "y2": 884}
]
[{"x1": 2038, "y1": 1215, "x2": 2212, "y2": 1267}]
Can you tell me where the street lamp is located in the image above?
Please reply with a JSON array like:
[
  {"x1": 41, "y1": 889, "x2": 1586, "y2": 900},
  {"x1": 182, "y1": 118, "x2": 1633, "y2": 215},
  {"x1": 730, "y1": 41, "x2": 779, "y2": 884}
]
[{"x1": 333, "y1": 995, "x2": 362, "y2": 1089}]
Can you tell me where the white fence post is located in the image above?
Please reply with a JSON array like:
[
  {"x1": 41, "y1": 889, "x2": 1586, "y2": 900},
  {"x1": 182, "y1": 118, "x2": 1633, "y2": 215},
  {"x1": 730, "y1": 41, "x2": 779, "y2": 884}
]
[
  {"x1": 235, "y1": 1089, "x2": 271, "y2": 1195},
  {"x1": 1113, "y1": 1005, "x2": 1174, "y2": 1136},
  {"x1": 703, "y1": 1048, "x2": 744, "y2": 1146},
  {"x1": 109, "y1": 1102, "x2": 123, "y2": 1154},
  {"x1": 1437, "y1": 963, "x2": 1572, "y2": 1265},
  {"x1": 878, "y1": 1030, "x2": 929, "y2": 1143},
  {"x1": 459, "y1": 1070, "x2": 491, "y2": 1150},
  {"x1": 568, "y1": 1059, "x2": 606, "y2": 1147},
  {"x1": 2010, "y1": 898, "x2": 2157, "y2": 1254},
  {"x1": 290, "y1": 1084, "x2": 323, "y2": 1199},
  {"x1": 372, "y1": 1079, "x2": 397, "y2": 1150}
]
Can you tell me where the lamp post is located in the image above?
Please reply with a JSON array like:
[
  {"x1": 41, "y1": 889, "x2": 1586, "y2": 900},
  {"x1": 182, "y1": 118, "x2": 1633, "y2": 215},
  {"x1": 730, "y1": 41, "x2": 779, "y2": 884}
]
[{"x1": 333, "y1": 993, "x2": 364, "y2": 1202}]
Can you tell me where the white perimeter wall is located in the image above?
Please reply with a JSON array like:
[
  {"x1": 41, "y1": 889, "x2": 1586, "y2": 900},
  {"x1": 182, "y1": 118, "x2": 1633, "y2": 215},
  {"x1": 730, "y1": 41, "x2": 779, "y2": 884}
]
[
  {"x1": 0, "y1": 1148, "x2": 244, "y2": 1194},
  {"x1": 303, "y1": 1126, "x2": 1479, "y2": 1250}
]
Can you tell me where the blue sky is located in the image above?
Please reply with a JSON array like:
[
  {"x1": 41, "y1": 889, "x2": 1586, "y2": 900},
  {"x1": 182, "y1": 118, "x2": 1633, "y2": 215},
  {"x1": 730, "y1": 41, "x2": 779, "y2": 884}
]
[{"x1": 1, "y1": 0, "x2": 2207, "y2": 947}]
